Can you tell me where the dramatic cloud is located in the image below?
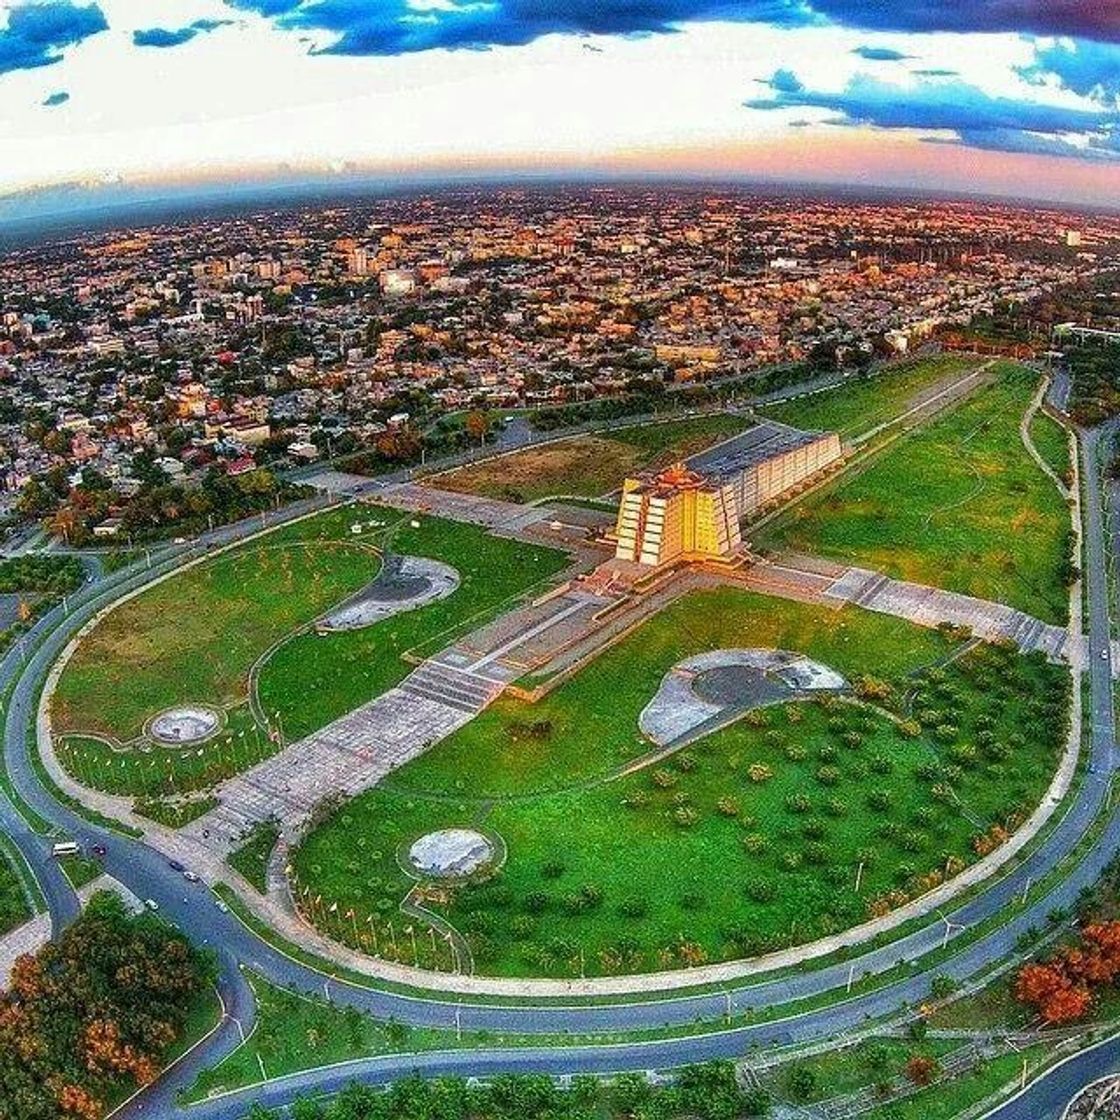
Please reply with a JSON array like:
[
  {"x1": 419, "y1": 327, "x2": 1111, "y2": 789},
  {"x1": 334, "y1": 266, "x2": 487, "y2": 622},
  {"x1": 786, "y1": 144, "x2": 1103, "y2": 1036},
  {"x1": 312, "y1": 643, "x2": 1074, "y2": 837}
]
[
  {"x1": 852, "y1": 46, "x2": 911, "y2": 62},
  {"x1": 810, "y1": 1, "x2": 1120, "y2": 43},
  {"x1": 747, "y1": 70, "x2": 1120, "y2": 159},
  {"x1": 222, "y1": 0, "x2": 1120, "y2": 56},
  {"x1": 1020, "y1": 39, "x2": 1120, "y2": 101},
  {"x1": 41, "y1": 89, "x2": 68, "y2": 105},
  {"x1": 0, "y1": 1, "x2": 107, "y2": 75},
  {"x1": 226, "y1": 1, "x2": 818, "y2": 56},
  {"x1": 133, "y1": 20, "x2": 231, "y2": 49}
]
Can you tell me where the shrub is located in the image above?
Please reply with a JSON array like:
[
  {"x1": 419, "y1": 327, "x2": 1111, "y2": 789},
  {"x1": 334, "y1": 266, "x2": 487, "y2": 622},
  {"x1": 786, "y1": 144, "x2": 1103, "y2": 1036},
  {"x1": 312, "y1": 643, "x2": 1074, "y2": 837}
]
[
  {"x1": 540, "y1": 859, "x2": 566, "y2": 880},
  {"x1": 748, "y1": 763, "x2": 775, "y2": 783},
  {"x1": 815, "y1": 765, "x2": 841, "y2": 786},
  {"x1": 674, "y1": 806, "x2": 700, "y2": 828},
  {"x1": 745, "y1": 878, "x2": 775, "y2": 903},
  {"x1": 786, "y1": 792, "x2": 812, "y2": 814},
  {"x1": 652, "y1": 768, "x2": 677, "y2": 789},
  {"x1": 716, "y1": 796, "x2": 741, "y2": 817}
]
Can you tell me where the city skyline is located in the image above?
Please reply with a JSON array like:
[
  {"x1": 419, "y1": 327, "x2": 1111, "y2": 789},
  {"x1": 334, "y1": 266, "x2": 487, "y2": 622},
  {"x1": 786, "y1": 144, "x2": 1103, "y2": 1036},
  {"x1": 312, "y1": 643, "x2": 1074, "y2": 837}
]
[{"x1": 2, "y1": 0, "x2": 1120, "y2": 218}]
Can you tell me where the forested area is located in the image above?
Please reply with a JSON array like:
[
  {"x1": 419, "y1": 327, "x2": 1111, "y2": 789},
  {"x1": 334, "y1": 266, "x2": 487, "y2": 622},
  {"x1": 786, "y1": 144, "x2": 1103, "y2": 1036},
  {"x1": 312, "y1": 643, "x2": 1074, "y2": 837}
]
[{"x1": 0, "y1": 893, "x2": 213, "y2": 1120}]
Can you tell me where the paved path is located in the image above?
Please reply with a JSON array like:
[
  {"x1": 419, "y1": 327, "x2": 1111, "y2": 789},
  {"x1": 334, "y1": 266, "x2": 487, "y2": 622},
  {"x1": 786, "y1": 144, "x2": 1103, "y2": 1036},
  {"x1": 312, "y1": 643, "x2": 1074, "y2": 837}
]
[{"x1": 183, "y1": 658, "x2": 509, "y2": 851}]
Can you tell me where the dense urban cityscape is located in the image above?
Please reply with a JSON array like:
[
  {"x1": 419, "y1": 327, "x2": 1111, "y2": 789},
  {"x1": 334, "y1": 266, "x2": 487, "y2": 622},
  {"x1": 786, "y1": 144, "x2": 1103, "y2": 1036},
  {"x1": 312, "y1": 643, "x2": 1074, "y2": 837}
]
[{"x1": 2, "y1": 187, "x2": 1118, "y2": 549}]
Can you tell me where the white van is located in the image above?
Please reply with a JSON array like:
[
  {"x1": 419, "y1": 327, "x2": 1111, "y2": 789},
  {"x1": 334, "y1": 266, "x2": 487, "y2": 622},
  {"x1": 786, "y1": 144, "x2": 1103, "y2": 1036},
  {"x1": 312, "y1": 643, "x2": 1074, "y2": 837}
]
[{"x1": 51, "y1": 841, "x2": 80, "y2": 858}]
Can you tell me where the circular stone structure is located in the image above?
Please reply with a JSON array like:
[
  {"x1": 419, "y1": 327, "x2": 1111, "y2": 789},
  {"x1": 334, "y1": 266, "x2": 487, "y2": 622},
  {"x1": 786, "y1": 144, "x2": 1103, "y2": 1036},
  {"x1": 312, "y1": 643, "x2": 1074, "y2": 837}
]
[
  {"x1": 317, "y1": 554, "x2": 460, "y2": 632},
  {"x1": 149, "y1": 705, "x2": 221, "y2": 745},
  {"x1": 408, "y1": 829, "x2": 494, "y2": 879}
]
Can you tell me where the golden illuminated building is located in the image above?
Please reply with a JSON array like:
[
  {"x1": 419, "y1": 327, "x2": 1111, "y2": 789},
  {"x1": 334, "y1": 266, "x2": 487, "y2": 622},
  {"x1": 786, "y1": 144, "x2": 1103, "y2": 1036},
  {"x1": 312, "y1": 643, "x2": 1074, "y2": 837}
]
[{"x1": 614, "y1": 422, "x2": 843, "y2": 567}]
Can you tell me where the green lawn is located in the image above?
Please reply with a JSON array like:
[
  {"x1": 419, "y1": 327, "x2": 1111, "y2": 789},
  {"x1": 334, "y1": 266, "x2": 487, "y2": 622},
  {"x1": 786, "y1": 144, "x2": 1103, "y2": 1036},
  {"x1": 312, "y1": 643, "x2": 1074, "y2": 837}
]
[
  {"x1": 294, "y1": 587, "x2": 1067, "y2": 978},
  {"x1": 185, "y1": 972, "x2": 433, "y2": 1102},
  {"x1": 53, "y1": 505, "x2": 385, "y2": 741},
  {"x1": 859, "y1": 1044, "x2": 1048, "y2": 1120},
  {"x1": 227, "y1": 819, "x2": 280, "y2": 893},
  {"x1": 767, "y1": 1037, "x2": 957, "y2": 1105},
  {"x1": 52, "y1": 506, "x2": 569, "y2": 797},
  {"x1": 0, "y1": 839, "x2": 32, "y2": 935},
  {"x1": 59, "y1": 854, "x2": 104, "y2": 891},
  {"x1": 760, "y1": 354, "x2": 984, "y2": 438},
  {"x1": 257, "y1": 514, "x2": 569, "y2": 742},
  {"x1": 428, "y1": 413, "x2": 754, "y2": 504},
  {"x1": 1029, "y1": 410, "x2": 1072, "y2": 482},
  {"x1": 760, "y1": 365, "x2": 1071, "y2": 624}
]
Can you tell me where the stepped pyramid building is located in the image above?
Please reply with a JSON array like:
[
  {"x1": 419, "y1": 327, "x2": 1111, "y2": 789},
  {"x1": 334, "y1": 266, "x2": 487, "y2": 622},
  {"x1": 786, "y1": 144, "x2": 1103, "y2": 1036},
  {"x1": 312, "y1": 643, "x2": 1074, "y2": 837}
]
[{"x1": 614, "y1": 421, "x2": 843, "y2": 568}]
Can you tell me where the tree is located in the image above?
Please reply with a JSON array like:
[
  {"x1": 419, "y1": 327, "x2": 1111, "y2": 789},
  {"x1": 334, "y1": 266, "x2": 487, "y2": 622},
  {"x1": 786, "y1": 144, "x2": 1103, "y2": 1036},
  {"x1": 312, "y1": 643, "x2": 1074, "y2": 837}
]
[
  {"x1": 905, "y1": 1055, "x2": 939, "y2": 1086},
  {"x1": 464, "y1": 409, "x2": 491, "y2": 446}
]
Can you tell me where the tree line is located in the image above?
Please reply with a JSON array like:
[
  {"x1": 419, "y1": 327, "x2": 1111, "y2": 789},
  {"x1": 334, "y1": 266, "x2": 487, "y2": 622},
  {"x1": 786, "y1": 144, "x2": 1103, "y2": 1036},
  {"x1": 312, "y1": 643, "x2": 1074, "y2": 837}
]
[{"x1": 248, "y1": 1062, "x2": 770, "y2": 1120}]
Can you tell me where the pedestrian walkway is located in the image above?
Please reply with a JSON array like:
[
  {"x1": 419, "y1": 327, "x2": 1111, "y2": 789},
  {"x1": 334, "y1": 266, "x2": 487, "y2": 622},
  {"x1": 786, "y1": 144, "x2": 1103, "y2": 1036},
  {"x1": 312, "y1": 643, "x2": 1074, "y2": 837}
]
[{"x1": 822, "y1": 566, "x2": 1071, "y2": 660}]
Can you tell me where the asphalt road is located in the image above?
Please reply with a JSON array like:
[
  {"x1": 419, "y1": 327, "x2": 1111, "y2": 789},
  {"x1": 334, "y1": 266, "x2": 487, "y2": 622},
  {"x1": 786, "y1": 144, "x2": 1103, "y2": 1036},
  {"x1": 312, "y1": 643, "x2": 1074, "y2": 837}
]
[{"x1": 0, "y1": 422, "x2": 1117, "y2": 1118}]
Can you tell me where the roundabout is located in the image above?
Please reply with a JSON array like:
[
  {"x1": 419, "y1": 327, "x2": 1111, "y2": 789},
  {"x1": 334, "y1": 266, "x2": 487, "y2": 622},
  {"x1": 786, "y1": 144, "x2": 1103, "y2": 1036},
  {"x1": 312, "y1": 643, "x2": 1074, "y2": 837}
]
[{"x1": 0, "y1": 414, "x2": 1112, "y2": 1120}]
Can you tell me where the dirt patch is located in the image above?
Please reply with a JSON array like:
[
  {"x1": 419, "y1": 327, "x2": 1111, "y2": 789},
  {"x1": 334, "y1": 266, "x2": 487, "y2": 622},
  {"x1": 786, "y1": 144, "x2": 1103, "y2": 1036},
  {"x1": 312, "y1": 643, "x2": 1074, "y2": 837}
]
[{"x1": 428, "y1": 436, "x2": 639, "y2": 503}]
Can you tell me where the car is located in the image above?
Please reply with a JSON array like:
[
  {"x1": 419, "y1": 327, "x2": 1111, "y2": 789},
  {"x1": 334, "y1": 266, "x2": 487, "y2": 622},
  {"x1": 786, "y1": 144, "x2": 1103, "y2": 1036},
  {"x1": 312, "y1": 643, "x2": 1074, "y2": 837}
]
[
  {"x1": 143, "y1": 899, "x2": 159, "y2": 912},
  {"x1": 183, "y1": 870, "x2": 199, "y2": 883},
  {"x1": 214, "y1": 899, "x2": 229, "y2": 913},
  {"x1": 169, "y1": 859, "x2": 185, "y2": 872},
  {"x1": 91, "y1": 844, "x2": 106, "y2": 857},
  {"x1": 173, "y1": 536, "x2": 187, "y2": 544}
]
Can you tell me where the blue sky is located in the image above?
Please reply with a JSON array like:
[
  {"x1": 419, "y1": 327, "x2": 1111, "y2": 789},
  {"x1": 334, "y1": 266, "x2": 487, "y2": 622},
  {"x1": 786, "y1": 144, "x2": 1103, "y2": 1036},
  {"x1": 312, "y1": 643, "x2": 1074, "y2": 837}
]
[{"x1": 0, "y1": 1, "x2": 1118, "y2": 206}]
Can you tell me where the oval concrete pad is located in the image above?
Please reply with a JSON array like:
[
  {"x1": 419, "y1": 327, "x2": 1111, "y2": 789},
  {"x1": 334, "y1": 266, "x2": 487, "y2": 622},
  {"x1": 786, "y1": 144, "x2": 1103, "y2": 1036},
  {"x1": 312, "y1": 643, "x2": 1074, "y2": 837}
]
[
  {"x1": 639, "y1": 649, "x2": 847, "y2": 747},
  {"x1": 318, "y1": 555, "x2": 460, "y2": 632},
  {"x1": 149, "y1": 705, "x2": 221, "y2": 745},
  {"x1": 409, "y1": 829, "x2": 494, "y2": 878}
]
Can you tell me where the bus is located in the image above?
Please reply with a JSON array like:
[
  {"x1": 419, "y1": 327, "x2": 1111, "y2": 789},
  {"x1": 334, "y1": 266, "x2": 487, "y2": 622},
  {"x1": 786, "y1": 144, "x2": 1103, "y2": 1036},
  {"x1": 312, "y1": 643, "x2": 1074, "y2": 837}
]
[{"x1": 51, "y1": 841, "x2": 79, "y2": 858}]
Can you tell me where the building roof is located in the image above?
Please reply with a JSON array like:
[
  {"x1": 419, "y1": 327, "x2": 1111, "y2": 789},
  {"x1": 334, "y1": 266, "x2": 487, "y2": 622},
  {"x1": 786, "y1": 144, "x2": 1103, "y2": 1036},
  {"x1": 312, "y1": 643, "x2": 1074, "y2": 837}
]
[{"x1": 683, "y1": 420, "x2": 834, "y2": 484}]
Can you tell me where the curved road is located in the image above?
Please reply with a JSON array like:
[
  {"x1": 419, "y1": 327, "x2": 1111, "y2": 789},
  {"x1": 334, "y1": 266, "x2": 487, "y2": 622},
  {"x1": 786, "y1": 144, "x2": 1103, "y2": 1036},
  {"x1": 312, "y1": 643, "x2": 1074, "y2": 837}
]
[{"x1": 0, "y1": 424, "x2": 1117, "y2": 1118}]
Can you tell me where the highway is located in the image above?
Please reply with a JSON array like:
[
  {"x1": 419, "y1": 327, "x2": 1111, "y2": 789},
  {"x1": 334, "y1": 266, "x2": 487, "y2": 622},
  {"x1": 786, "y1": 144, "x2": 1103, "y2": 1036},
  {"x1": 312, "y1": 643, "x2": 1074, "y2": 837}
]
[{"x1": 0, "y1": 421, "x2": 1117, "y2": 1118}]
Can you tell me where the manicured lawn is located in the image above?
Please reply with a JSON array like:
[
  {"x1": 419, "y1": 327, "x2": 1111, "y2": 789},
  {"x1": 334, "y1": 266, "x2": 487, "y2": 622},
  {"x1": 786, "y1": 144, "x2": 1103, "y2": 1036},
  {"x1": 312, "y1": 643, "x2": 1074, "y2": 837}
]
[
  {"x1": 761, "y1": 365, "x2": 1072, "y2": 623},
  {"x1": 0, "y1": 841, "x2": 32, "y2": 935},
  {"x1": 134, "y1": 796, "x2": 219, "y2": 829},
  {"x1": 766, "y1": 1036, "x2": 957, "y2": 1104},
  {"x1": 53, "y1": 505, "x2": 568, "y2": 797},
  {"x1": 52, "y1": 505, "x2": 384, "y2": 741},
  {"x1": 227, "y1": 819, "x2": 280, "y2": 893},
  {"x1": 294, "y1": 587, "x2": 1067, "y2": 978},
  {"x1": 257, "y1": 514, "x2": 569, "y2": 742},
  {"x1": 760, "y1": 354, "x2": 984, "y2": 438},
  {"x1": 859, "y1": 1044, "x2": 1048, "y2": 1120},
  {"x1": 1030, "y1": 410, "x2": 1072, "y2": 482},
  {"x1": 59, "y1": 854, "x2": 104, "y2": 891},
  {"x1": 428, "y1": 414, "x2": 753, "y2": 503},
  {"x1": 185, "y1": 972, "x2": 425, "y2": 1102}
]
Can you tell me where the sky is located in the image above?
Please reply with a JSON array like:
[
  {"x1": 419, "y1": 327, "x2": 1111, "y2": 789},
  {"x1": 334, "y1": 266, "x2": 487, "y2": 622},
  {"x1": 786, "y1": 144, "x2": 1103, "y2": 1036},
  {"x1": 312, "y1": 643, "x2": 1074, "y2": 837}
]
[{"x1": 1, "y1": 0, "x2": 1120, "y2": 214}]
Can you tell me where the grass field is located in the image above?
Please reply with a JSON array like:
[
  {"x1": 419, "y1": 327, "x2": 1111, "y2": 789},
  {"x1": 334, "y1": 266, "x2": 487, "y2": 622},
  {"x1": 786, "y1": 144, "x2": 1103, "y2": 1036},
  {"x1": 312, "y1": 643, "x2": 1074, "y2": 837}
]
[
  {"x1": 0, "y1": 841, "x2": 31, "y2": 935},
  {"x1": 293, "y1": 587, "x2": 1067, "y2": 978},
  {"x1": 428, "y1": 414, "x2": 753, "y2": 503},
  {"x1": 257, "y1": 514, "x2": 569, "y2": 742},
  {"x1": 52, "y1": 505, "x2": 384, "y2": 742},
  {"x1": 760, "y1": 364, "x2": 1071, "y2": 624},
  {"x1": 228, "y1": 819, "x2": 280, "y2": 893},
  {"x1": 759, "y1": 354, "x2": 984, "y2": 438},
  {"x1": 53, "y1": 505, "x2": 568, "y2": 796},
  {"x1": 1029, "y1": 409, "x2": 1073, "y2": 483}
]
